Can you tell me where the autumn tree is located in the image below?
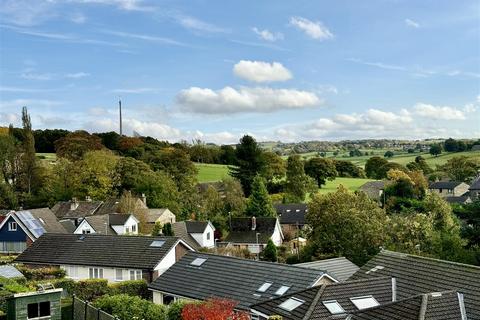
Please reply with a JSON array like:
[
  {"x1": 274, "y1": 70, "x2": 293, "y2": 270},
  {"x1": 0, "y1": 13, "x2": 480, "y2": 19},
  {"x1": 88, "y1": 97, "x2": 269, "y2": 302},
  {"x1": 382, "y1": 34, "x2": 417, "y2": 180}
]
[
  {"x1": 55, "y1": 130, "x2": 104, "y2": 161},
  {"x1": 245, "y1": 176, "x2": 276, "y2": 217},
  {"x1": 307, "y1": 185, "x2": 387, "y2": 265},
  {"x1": 181, "y1": 298, "x2": 249, "y2": 320},
  {"x1": 229, "y1": 135, "x2": 266, "y2": 196},
  {"x1": 305, "y1": 157, "x2": 337, "y2": 187},
  {"x1": 118, "y1": 190, "x2": 148, "y2": 232}
]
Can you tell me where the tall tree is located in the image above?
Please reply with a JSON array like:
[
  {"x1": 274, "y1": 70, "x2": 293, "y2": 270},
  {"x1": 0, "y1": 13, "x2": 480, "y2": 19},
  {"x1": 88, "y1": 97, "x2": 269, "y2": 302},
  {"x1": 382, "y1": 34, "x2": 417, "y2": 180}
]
[
  {"x1": 284, "y1": 155, "x2": 310, "y2": 202},
  {"x1": 55, "y1": 130, "x2": 104, "y2": 161},
  {"x1": 245, "y1": 176, "x2": 276, "y2": 217},
  {"x1": 229, "y1": 135, "x2": 266, "y2": 196},
  {"x1": 429, "y1": 144, "x2": 442, "y2": 157},
  {"x1": 21, "y1": 107, "x2": 37, "y2": 194},
  {"x1": 439, "y1": 156, "x2": 479, "y2": 182},
  {"x1": 365, "y1": 156, "x2": 389, "y2": 179},
  {"x1": 305, "y1": 157, "x2": 337, "y2": 187}
]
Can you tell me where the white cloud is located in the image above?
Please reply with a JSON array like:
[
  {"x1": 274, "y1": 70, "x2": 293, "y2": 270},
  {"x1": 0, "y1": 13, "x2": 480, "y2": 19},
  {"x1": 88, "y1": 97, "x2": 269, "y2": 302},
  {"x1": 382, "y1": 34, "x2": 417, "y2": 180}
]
[
  {"x1": 101, "y1": 29, "x2": 186, "y2": 46},
  {"x1": 68, "y1": 0, "x2": 153, "y2": 11},
  {"x1": 348, "y1": 58, "x2": 406, "y2": 71},
  {"x1": 252, "y1": 27, "x2": 283, "y2": 42},
  {"x1": 0, "y1": 0, "x2": 56, "y2": 26},
  {"x1": 21, "y1": 72, "x2": 54, "y2": 81},
  {"x1": 405, "y1": 18, "x2": 420, "y2": 28},
  {"x1": 233, "y1": 60, "x2": 292, "y2": 83},
  {"x1": 175, "y1": 15, "x2": 228, "y2": 33},
  {"x1": 176, "y1": 86, "x2": 321, "y2": 114},
  {"x1": 413, "y1": 103, "x2": 466, "y2": 120},
  {"x1": 65, "y1": 72, "x2": 90, "y2": 79},
  {"x1": 70, "y1": 12, "x2": 87, "y2": 24},
  {"x1": 111, "y1": 87, "x2": 161, "y2": 94},
  {"x1": 289, "y1": 16, "x2": 333, "y2": 40}
]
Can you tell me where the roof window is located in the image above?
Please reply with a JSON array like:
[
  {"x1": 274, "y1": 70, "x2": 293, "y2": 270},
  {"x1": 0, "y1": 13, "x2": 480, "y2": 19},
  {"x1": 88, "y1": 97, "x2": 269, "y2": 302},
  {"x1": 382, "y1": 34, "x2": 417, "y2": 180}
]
[
  {"x1": 323, "y1": 300, "x2": 345, "y2": 314},
  {"x1": 350, "y1": 296, "x2": 380, "y2": 310},
  {"x1": 279, "y1": 297, "x2": 304, "y2": 311},
  {"x1": 257, "y1": 282, "x2": 272, "y2": 292},
  {"x1": 275, "y1": 286, "x2": 290, "y2": 295},
  {"x1": 190, "y1": 257, "x2": 207, "y2": 266},
  {"x1": 150, "y1": 240, "x2": 165, "y2": 247}
]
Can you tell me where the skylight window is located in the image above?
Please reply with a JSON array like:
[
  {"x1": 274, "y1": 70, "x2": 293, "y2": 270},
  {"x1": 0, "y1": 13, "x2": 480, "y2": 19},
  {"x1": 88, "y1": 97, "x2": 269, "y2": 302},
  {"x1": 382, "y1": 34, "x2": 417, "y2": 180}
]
[
  {"x1": 275, "y1": 286, "x2": 290, "y2": 295},
  {"x1": 150, "y1": 240, "x2": 165, "y2": 247},
  {"x1": 323, "y1": 300, "x2": 345, "y2": 314},
  {"x1": 257, "y1": 282, "x2": 272, "y2": 292},
  {"x1": 279, "y1": 297, "x2": 304, "y2": 311},
  {"x1": 350, "y1": 296, "x2": 380, "y2": 310},
  {"x1": 190, "y1": 258, "x2": 207, "y2": 266}
]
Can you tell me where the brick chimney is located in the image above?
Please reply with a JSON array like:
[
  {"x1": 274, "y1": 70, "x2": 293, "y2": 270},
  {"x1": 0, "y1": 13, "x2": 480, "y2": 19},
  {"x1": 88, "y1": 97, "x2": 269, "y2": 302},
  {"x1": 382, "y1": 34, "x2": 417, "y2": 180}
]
[{"x1": 251, "y1": 216, "x2": 256, "y2": 231}]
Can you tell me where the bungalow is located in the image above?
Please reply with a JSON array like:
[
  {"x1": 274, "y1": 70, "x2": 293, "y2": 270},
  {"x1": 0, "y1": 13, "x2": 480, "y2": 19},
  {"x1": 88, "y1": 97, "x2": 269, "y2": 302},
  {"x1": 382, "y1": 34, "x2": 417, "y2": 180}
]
[
  {"x1": 350, "y1": 250, "x2": 480, "y2": 319},
  {"x1": 250, "y1": 277, "x2": 395, "y2": 319},
  {"x1": 148, "y1": 251, "x2": 336, "y2": 310},
  {"x1": 224, "y1": 217, "x2": 283, "y2": 254},
  {"x1": 51, "y1": 198, "x2": 103, "y2": 224},
  {"x1": 172, "y1": 221, "x2": 216, "y2": 249},
  {"x1": 295, "y1": 257, "x2": 359, "y2": 282},
  {"x1": 429, "y1": 181, "x2": 470, "y2": 197},
  {"x1": 15, "y1": 233, "x2": 195, "y2": 283},
  {"x1": 0, "y1": 209, "x2": 67, "y2": 253},
  {"x1": 274, "y1": 204, "x2": 307, "y2": 234},
  {"x1": 73, "y1": 214, "x2": 139, "y2": 235}
]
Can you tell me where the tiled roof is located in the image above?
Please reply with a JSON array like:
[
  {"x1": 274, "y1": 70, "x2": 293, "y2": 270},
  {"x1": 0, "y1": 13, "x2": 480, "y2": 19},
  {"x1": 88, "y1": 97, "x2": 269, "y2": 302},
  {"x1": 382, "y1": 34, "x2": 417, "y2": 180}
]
[
  {"x1": 429, "y1": 181, "x2": 463, "y2": 189},
  {"x1": 251, "y1": 277, "x2": 394, "y2": 320},
  {"x1": 358, "y1": 181, "x2": 390, "y2": 199},
  {"x1": 146, "y1": 208, "x2": 173, "y2": 223},
  {"x1": 60, "y1": 220, "x2": 76, "y2": 233},
  {"x1": 81, "y1": 214, "x2": 130, "y2": 235},
  {"x1": 27, "y1": 208, "x2": 68, "y2": 234},
  {"x1": 224, "y1": 217, "x2": 278, "y2": 244},
  {"x1": 295, "y1": 257, "x2": 359, "y2": 282},
  {"x1": 184, "y1": 221, "x2": 208, "y2": 233},
  {"x1": 274, "y1": 204, "x2": 307, "y2": 225},
  {"x1": 172, "y1": 222, "x2": 201, "y2": 249},
  {"x1": 51, "y1": 200, "x2": 103, "y2": 219},
  {"x1": 445, "y1": 195, "x2": 471, "y2": 204},
  {"x1": 350, "y1": 250, "x2": 480, "y2": 319},
  {"x1": 470, "y1": 175, "x2": 480, "y2": 190},
  {"x1": 95, "y1": 197, "x2": 147, "y2": 216},
  {"x1": 15, "y1": 233, "x2": 185, "y2": 270},
  {"x1": 148, "y1": 251, "x2": 325, "y2": 310},
  {"x1": 349, "y1": 291, "x2": 465, "y2": 320}
]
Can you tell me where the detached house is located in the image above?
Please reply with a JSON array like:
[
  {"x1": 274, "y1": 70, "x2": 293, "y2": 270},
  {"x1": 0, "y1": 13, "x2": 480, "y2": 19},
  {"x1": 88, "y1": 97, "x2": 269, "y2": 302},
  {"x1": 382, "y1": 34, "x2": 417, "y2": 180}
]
[
  {"x1": 0, "y1": 209, "x2": 67, "y2": 253},
  {"x1": 224, "y1": 217, "x2": 283, "y2": 253},
  {"x1": 15, "y1": 233, "x2": 195, "y2": 283},
  {"x1": 429, "y1": 181, "x2": 470, "y2": 197},
  {"x1": 52, "y1": 198, "x2": 103, "y2": 224},
  {"x1": 172, "y1": 221, "x2": 216, "y2": 249},
  {"x1": 469, "y1": 175, "x2": 480, "y2": 199},
  {"x1": 148, "y1": 251, "x2": 336, "y2": 310},
  {"x1": 274, "y1": 204, "x2": 308, "y2": 234},
  {"x1": 73, "y1": 214, "x2": 139, "y2": 235}
]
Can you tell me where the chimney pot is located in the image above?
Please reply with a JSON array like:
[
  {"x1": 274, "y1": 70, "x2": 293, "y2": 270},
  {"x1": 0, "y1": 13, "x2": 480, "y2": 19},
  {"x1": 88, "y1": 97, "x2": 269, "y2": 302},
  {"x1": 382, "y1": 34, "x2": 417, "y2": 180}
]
[{"x1": 251, "y1": 216, "x2": 256, "y2": 231}]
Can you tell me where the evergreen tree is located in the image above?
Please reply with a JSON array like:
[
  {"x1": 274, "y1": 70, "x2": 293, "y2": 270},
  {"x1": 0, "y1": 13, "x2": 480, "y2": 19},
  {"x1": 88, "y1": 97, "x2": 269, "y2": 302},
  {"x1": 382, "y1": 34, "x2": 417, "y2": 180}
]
[
  {"x1": 284, "y1": 155, "x2": 309, "y2": 202},
  {"x1": 245, "y1": 176, "x2": 276, "y2": 217},
  {"x1": 162, "y1": 222, "x2": 174, "y2": 236},
  {"x1": 229, "y1": 135, "x2": 266, "y2": 196},
  {"x1": 262, "y1": 239, "x2": 277, "y2": 262},
  {"x1": 21, "y1": 107, "x2": 37, "y2": 194},
  {"x1": 151, "y1": 222, "x2": 162, "y2": 236}
]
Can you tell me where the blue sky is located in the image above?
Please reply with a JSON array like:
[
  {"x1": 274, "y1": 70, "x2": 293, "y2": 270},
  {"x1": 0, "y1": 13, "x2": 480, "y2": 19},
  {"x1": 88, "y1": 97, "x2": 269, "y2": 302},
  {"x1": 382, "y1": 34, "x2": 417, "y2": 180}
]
[{"x1": 0, "y1": 0, "x2": 479, "y2": 143}]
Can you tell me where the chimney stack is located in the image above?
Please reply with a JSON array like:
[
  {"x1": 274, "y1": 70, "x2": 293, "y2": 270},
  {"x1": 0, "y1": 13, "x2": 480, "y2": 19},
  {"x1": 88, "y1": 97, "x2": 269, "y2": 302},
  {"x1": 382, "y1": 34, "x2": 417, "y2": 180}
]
[
  {"x1": 251, "y1": 216, "x2": 256, "y2": 231},
  {"x1": 85, "y1": 195, "x2": 92, "y2": 202},
  {"x1": 141, "y1": 193, "x2": 147, "y2": 206},
  {"x1": 70, "y1": 197, "x2": 79, "y2": 211}
]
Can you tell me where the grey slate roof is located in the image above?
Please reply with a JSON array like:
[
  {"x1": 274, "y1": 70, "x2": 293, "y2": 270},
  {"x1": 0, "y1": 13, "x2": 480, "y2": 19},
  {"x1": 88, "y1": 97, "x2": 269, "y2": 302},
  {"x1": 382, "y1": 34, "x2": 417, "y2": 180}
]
[
  {"x1": 358, "y1": 181, "x2": 391, "y2": 200},
  {"x1": 15, "y1": 233, "x2": 185, "y2": 270},
  {"x1": 349, "y1": 291, "x2": 465, "y2": 320},
  {"x1": 0, "y1": 265, "x2": 24, "y2": 279},
  {"x1": 51, "y1": 200, "x2": 103, "y2": 219},
  {"x1": 172, "y1": 222, "x2": 201, "y2": 250},
  {"x1": 148, "y1": 251, "x2": 326, "y2": 310},
  {"x1": 81, "y1": 214, "x2": 133, "y2": 235},
  {"x1": 429, "y1": 181, "x2": 463, "y2": 189},
  {"x1": 350, "y1": 250, "x2": 480, "y2": 319},
  {"x1": 295, "y1": 257, "x2": 359, "y2": 282},
  {"x1": 184, "y1": 221, "x2": 208, "y2": 233},
  {"x1": 146, "y1": 208, "x2": 173, "y2": 224},
  {"x1": 95, "y1": 197, "x2": 147, "y2": 216},
  {"x1": 225, "y1": 217, "x2": 278, "y2": 244},
  {"x1": 274, "y1": 204, "x2": 308, "y2": 225},
  {"x1": 251, "y1": 277, "x2": 394, "y2": 320},
  {"x1": 27, "y1": 208, "x2": 68, "y2": 234},
  {"x1": 445, "y1": 195, "x2": 471, "y2": 204},
  {"x1": 470, "y1": 175, "x2": 480, "y2": 190},
  {"x1": 59, "y1": 220, "x2": 76, "y2": 233}
]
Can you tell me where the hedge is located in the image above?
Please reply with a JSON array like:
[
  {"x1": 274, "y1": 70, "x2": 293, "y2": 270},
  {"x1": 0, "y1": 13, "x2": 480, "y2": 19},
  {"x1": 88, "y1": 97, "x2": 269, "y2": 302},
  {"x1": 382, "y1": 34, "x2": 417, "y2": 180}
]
[
  {"x1": 166, "y1": 300, "x2": 186, "y2": 320},
  {"x1": 94, "y1": 294, "x2": 167, "y2": 320},
  {"x1": 74, "y1": 279, "x2": 110, "y2": 301},
  {"x1": 110, "y1": 280, "x2": 150, "y2": 299},
  {"x1": 16, "y1": 265, "x2": 66, "y2": 280}
]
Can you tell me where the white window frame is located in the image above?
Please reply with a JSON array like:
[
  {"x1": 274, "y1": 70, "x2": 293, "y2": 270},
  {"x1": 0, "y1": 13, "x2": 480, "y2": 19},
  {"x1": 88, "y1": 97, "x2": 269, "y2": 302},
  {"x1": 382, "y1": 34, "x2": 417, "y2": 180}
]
[
  {"x1": 131, "y1": 224, "x2": 137, "y2": 233},
  {"x1": 8, "y1": 221, "x2": 17, "y2": 231},
  {"x1": 115, "y1": 268, "x2": 123, "y2": 281},
  {"x1": 257, "y1": 282, "x2": 272, "y2": 292},
  {"x1": 89, "y1": 267, "x2": 104, "y2": 279},
  {"x1": 350, "y1": 295, "x2": 380, "y2": 310},
  {"x1": 206, "y1": 232, "x2": 210, "y2": 240},
  {"x1": 129, "y1": 269, "x2": 142, "y2": 280},
  {"x1": 323, "y1": 300, "x2": 345, "y2": 315},
  {"x1": 279, "y1": 297, "x2": 305, "y2": 312}
]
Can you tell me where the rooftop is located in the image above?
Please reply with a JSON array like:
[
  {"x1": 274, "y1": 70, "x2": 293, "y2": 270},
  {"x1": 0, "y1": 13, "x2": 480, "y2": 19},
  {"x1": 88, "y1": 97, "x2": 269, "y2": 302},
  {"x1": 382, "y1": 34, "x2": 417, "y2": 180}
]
[{"x1": 295, "y1": 257, "x2": 359, "y2": 282}]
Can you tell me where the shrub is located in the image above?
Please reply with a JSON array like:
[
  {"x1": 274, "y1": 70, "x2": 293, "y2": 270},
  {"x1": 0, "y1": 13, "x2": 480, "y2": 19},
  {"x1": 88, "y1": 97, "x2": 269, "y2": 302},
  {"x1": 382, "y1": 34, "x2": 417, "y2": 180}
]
[
  {"x1": 94, "y1": 294, "x2": 167, "y2": 320},
  {"x1": 53, "y1": 278, "x2": 76, "y2": 296},
  {"x1": 74, "y1": 279, "x2": 110, "y2": 301},
  {"x1": 16, "y1": 265, "x2": 66, "y2": 280},
  {"x1": 166, "y1": 300, "x2": 186, "y2": 320},
  {"x1": 110, "y1": 280, "x2": 150, "y2": 299}
]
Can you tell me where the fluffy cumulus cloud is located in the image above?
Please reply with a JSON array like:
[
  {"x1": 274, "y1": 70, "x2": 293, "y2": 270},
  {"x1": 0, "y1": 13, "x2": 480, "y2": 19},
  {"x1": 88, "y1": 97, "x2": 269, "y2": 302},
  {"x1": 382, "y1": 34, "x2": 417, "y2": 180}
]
[
  {"x1": 176, "y1": 86, "x2": 321, "y2": 114},
  {"x1": 252, "y1": 27, "x2": 284, "y2": 42},
  {"x1": 289, "y1": 16, "x2": 333, "y2": 40},
  {"x1": 413, "y1": 103, "x2": 466, "y2": 120},
  {"x1": 233, "y1": 60, "x2": 292, "y2": 83}
]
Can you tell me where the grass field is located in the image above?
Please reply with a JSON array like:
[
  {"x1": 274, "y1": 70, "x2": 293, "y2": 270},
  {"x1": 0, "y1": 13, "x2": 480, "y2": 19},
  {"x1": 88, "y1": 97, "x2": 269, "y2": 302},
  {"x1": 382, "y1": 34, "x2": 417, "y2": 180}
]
[
  {"x1": 36, "y1": 153, "x2": 57, "y2": 163},
  {"x1": 195, "y1": 163, "x2": 231, "y2": 183},
  {"x1": 316, "y1": 177, "x2": 374, "y2": 194}
]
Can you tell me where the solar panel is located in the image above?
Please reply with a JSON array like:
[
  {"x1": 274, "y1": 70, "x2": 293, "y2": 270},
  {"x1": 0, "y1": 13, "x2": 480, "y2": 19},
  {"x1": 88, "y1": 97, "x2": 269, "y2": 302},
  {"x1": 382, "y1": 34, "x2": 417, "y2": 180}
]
[{"x1": 16, "y1": 211, "x2": 46, "y2": 239}]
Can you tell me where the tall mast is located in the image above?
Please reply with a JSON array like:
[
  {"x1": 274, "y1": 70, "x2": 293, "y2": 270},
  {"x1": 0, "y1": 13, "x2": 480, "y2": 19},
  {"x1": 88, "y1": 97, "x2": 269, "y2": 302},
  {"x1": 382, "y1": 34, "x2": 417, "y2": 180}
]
[{"x1": 119, "y1": 98, "x2": 123, "y2": 136}]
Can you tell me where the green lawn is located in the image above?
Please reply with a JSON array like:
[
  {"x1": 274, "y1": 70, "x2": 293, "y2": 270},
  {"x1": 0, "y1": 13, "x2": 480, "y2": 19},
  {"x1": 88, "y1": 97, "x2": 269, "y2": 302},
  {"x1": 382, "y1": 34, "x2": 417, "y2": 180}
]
[
  {"x1": 195, "y1": 163, "x2": 231, "y2": 183},
  {"x1": 316, "y1": 177, "x2": 374, "y2": 194},
  {"x1": 36, "y1": 152, "x2": 57, "y2": 163}
]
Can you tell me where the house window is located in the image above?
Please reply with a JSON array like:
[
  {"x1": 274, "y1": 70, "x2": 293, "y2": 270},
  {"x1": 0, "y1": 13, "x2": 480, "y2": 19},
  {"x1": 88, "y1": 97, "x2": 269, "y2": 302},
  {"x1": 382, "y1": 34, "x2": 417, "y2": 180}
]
[
  {"x1": 126, "y1": 226, "x2": 130, "y2": 233},
  {"x1": 350, "y1": 296, "x2": 380, "y2": 310},
  {"x1": 257, "y1": 282, "x2": 272, "y2": 292},
  {"x1": 65, "y1": 265, "x2": 78, "y2": 279},
  {"x1": 129, "y1": 270, "x2": 142, "y2": 280},
  {"x1": 89, "y1": 267, "x2": 103, "y2": 279},
  {"x1": 27, "y1": 301, "x2": 50, "y2": 319},
  {"x1": 323, "y1": 300, "x2": 345, "y2": 314},
  {"x1": 206, "y1": 232, "x2": 210, "y2": 240},
  {"x1": 8, "y1": 221, "x2": 17, "y2": 231},
  {"x1": 275, "y1": 286, "x2": 290, "y2": 295},
  {"x1": 132, "y1": 224, "x2": 137, "y2": 233},
  {"x1": 0, "y1": 241, "x2": 26, "y2": 253},
  {"x1": 115, "y1": 269, "x2": 123, "y2": 281},
  {"x1": 279, "y1": 297, "x2": 304, "y2": 312},
  {"x1": 82, "y1": 229, "x2": 91, "y2": 234}
]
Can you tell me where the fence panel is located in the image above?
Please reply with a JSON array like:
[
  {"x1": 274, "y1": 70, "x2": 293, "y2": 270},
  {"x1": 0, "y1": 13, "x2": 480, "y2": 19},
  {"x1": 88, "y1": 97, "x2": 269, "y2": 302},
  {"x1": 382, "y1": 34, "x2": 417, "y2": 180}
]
[
  {"x1": 73, "y1": 297, "x2": 86, "y2": 320},
  {"x1": 72, "y1": 296, "x2": 116, "y2": 320}
]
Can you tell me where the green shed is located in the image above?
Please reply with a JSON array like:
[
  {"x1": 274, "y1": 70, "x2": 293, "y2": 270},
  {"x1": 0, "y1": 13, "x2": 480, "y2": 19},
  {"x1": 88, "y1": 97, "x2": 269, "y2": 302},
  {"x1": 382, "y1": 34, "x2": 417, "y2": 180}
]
[{"x1": 6, "y1": 288, "x2": 62, "y2": 320}]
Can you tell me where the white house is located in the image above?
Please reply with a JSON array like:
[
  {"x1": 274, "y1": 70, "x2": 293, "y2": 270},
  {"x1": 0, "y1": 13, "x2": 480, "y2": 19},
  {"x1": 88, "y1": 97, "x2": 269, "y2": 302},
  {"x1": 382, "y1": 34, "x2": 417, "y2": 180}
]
[
  {"x1": 73, "y1": 214, "x2": 139, "y2": 235},
  {"x1": 172, "y1": 221, "x2": 216, "y2": 249},
  {"x1": 15, "y1": 234, "x2": 195, "y2": 283}
]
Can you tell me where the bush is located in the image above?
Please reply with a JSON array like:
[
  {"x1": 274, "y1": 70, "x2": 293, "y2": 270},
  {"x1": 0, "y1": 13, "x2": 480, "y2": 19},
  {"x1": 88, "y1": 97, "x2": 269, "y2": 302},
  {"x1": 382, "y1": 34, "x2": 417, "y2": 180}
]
[
  {"x1": 94, "y1": 294, "x2": 167, "y2": 320},
  {"x1": 74, "y1": 279, "x2": 110, "y2": 301},
  {"x1": 53, "y1": 278, "x2": 76, "y2": 296},
  {"x1": 110, "y1": 280, "x2": 150, "y2": 299},
  {"x1": 16, "y1": 265, "x2": 66, "y2": 280},
  {"x1": 166, "y1": 300, "x2": 186, "y2": 320}
]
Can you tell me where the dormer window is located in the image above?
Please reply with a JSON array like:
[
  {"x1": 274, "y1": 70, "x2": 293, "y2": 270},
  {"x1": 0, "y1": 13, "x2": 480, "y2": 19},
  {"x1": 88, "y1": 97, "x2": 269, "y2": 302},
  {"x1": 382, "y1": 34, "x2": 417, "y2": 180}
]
[
  {"x1": 279, "y1": 297, "x2": 304, "y2": 311},
  {"x1": 323, "y1": 300, "x2": 345, "y2": 314},
  {"x1": 350, "y1": 296, "x2": 380, "y2": 310},
  {"x1": 257, "y1": 282, "x2": 272, "y2": 292}
]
